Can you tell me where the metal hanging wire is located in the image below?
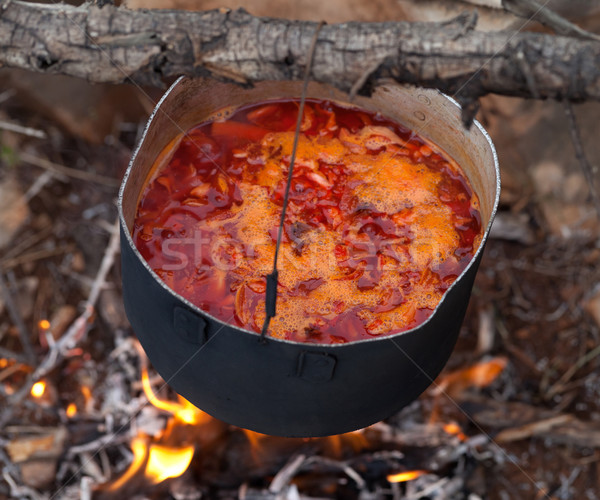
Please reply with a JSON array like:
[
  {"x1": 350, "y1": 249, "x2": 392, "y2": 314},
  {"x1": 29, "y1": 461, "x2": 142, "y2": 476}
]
[{"x1": 260, "y1": 21, "x2": 326, "y2": 342}]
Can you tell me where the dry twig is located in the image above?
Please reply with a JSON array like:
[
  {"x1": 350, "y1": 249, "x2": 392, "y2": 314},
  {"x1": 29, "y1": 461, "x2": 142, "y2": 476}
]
[
  {"x1": 0, "y1": 272, "x2": 35, "y2": 363},
  {"x1": 502, "y1": 0, "x2": 600, "y2": 41},
  {"x1": 19, "y1": 152, "x2": 120, "y2": 188},
  {"x1": 0, "y1": 1, "x2": 600, "y2": 103},
  {"x1": 0, "y1": 120, "x2": 46, "y2": 139},
  {"x1": 0, "y1": 218, "x2": 120, "y2": 426},
  {"x1": 564, "y1": 103, "x2": 600, "y2": 220}
]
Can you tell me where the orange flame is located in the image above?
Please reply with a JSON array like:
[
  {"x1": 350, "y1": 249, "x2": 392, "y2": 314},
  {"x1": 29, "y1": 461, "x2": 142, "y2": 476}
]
[
  {"x1": 387, "y1": 470, "x2": 426, "y2": 483},
  {"x1": 108, "y1": 437, "x2": 148, "y2": 491},
  {"x1": 108, "y1": 366, "x2": 210, "y2": 490},
  {"x1": 108, "y1": 435, "x2": 195, "y2": 489},
  {"x1": 326, "y1": 430, "x2": 368, "y2": 456},
  {"x1": 30, "y1": 381, "x2": 46, "y2": 398},
  {"x1": 443, "y1": 422, "x2": 466, "y2": 441},
  {"x1": 435, "y1": 357, "x2": 507, "y2": 398},
  {"x1": 145, "y1": 444, "x2": 195, "y2": 484},
  {"x1": 141, "y1": 368, "x2": 209, "y2": 426},
  {"x1": 243, "y1": 429, "x2": 268, "y2": 449},
  {"x1": 78, "y1": 384, "x2": 96, "y2": 414}
]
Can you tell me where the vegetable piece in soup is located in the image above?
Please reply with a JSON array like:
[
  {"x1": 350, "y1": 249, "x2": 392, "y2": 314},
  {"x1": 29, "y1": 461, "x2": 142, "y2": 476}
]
[{"x1": 133, "y1": 98, "x2": 482, "y2": 343}]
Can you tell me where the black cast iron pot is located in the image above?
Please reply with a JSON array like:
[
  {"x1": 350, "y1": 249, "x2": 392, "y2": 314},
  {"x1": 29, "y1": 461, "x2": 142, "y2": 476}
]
[{"x1": 119, "y1": 77, "x2": 500, "y2": 437}]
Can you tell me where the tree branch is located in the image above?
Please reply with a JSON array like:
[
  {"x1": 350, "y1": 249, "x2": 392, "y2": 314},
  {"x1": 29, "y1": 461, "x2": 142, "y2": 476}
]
[{"x1": 1, "y1": 1, "x2": 600, "y2": 102}]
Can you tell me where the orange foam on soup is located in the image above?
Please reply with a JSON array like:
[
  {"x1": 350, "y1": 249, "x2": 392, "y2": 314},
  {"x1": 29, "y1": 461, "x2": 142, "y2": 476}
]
[{"x1": 133, "y1": 99, "x2": 481, "y2": 343}]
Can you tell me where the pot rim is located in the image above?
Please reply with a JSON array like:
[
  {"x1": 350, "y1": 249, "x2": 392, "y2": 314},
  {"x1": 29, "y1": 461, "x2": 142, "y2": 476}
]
[{"x1": 118, "y1": 76, "x2": 500, "y2": 348}]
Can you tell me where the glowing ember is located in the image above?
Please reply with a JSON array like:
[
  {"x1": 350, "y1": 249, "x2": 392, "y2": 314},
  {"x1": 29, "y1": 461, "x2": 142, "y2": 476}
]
[
  {"x1": 145, "y1": 444, "x2": 195, "y2": 484},
  {"x1": 30, "y1": 381, "x2": 46, "y2": 398},
  {"x1": 443, "y1": 422, "x2": 466, "y2": 441},
  {"x1": 387, "y1": 470, "x2": 426, "y2": 483},
  {"x1": 66, "y1": 403, "x2": 77, "y2": 418},
  {"x1": 38, "y1": 319, "x2": 50, "y2": 330}
]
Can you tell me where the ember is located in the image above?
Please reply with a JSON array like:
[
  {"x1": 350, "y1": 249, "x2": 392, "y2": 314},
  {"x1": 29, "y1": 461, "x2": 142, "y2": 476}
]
[
  {"x1": 38, "y1": 319, "x2": 50, "y2": 331},
  {"x1": 442, "y1": 422, "x2": 467, "y2": 441},
  {"x1": 65, "y1": 402, "x2": 77, "y2": 418},
  {"x1": 30, "y1": 381, "x2": 45, "y2": 398},
  {"x1": 387, "y1": 470, "x2": 426, "y2": 483}
]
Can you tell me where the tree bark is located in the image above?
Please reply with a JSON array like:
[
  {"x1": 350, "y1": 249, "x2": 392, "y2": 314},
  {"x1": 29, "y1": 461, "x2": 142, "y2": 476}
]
[{"x1": 1, "y1": 0, "x2": 600, "y2": 103}]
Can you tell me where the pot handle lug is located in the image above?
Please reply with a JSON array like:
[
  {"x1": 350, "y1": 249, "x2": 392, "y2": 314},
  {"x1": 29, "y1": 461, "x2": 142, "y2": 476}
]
[
  {"x1": 173, "y1": 306, "x2": 208, "y2": 345},
  {"x1": 296, "y1": 351, "x2": 336, "y2": 383}
]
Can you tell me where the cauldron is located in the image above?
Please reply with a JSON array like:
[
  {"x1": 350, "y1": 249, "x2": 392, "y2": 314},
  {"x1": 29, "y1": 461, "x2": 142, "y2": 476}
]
[{"x1": 119, "y1": 77, "x2": 500, "y2": 437}]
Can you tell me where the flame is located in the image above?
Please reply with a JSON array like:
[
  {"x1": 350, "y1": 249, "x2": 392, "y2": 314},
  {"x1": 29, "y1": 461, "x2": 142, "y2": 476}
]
[
  {"x1": 387, "y1": 470, "x2": 426, "y2": 483},
  {"x1": 0, "y1": 358, "x2": 8, "y2": 369},
  {"x1": 81, "y1": 385, "x2": 92, "y2": 403},
  {"x1": 242, "y1": 429, "x2": 269, "y2": 463},
  {"x1": 145, "y1": 444, "x2": 195, "y2": 484},
  {"x1": 443, "y1": 422, "x2": 466, "y2": 441},
  {"x1": 31, "y1": 381, "x2": 46, "y2": 398},
  {"x1": 141, "y1": 368, "x2": 209, "y2": 425},
  {"x1": 66, "y1": 403, "x2": 77, "y2": 418},
  {"x1": 80, "y1": 384, "x2": 94, "y2": 413},
  {"x1": 38, "y1": 319, "x2": 51, "y2": 330},
  {"x1": 107, "y1": 432, "x2": 195, "y2": 489},
  {"x1": 108, "y1": 437, "x2": 148, "y2": 491},
  {"x1": 243, "y1": 429, "x2": 268, "y2": 449},
  {"x1": 106, "y1": 368, "x2": 205, "y2": 490},
  {"x1": 435, "y1": 357, "x2": 507, "y2": 397},
  {"x1": 326, "y1": 430, "x2": 368, "y2": 456},
  {"x1": 341, "y1": 429, "x2": 368, "y2": 451},
  {"x1": 327, "y1": 434, "x2": 342, "y2": 456}
]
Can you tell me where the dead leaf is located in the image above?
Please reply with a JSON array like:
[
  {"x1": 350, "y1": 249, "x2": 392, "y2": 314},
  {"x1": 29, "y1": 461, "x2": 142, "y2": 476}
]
[
  {"x1": 0, "y1": 176, "x2": 29, "y2": 250},
  {"x1": 20, "y1": 459, "x2": 59, "y2": 489},
  {"x1": 584, "y1": 290, "x2": 600, "y2": 329},
  {"x1": 48, "y1": 305, "x2": 78, "y2": 341},
  {"x1": 5, "y1": 426, "x2": 66, "y2": 463}
]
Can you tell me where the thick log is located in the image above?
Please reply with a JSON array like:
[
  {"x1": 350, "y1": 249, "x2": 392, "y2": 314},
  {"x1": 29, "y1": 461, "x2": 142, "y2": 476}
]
[{"x1": 1, "y1": 1, "x2": 600, "y2": 102}]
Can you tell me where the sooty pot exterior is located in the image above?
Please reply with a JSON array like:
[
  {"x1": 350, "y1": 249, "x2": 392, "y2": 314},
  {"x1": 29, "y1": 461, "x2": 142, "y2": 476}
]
[{"x1": 119, "y1": 77, "x2": 500, "y2": 437}]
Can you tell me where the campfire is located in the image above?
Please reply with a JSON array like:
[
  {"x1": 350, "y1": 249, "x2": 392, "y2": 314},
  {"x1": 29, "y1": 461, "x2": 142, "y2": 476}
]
[
  {"x1": 3, "y1": 5, "x2": 600, "y2": 494},
  {"x1": 2, "y1": 208, "x2": 599, "y2": 500},
  {"x1": 75, "y1": 346, "x2": 507, "y2": 499}
]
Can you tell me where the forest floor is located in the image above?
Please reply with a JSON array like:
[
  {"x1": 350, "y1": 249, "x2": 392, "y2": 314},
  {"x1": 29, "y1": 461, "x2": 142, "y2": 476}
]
[{"x1": 2, "y1": 3, "x2": 600, "y2": 500}]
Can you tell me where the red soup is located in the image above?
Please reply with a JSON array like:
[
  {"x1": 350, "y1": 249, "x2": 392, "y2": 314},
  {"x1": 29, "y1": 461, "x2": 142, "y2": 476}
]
[{"x1": 133, "y1": 98, "x2": 482, "y2": 343}]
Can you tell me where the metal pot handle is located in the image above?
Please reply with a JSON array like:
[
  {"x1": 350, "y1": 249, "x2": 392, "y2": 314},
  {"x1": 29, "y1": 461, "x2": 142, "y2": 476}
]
[{"x1": 173, "y1": 306, "x2": 208, "y2": 345}]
